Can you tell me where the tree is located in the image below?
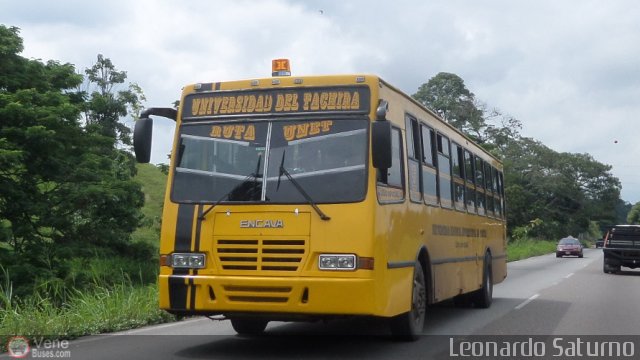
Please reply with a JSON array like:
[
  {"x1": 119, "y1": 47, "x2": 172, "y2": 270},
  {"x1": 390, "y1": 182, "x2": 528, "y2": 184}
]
[
  {"x1": 82, "y1": 54, "x2": 146, "y2": 146},
  {"x1": 628, "y1": 202, "x2": 640, "y2": 224},
  {"x1": 499, "y1": 134, "x2": 621, "y2": 239},
  {"x1": 0, "y1": 26, "x2": 145, "y2": 297},
  {"x1": 412, "y1": 72, "x2": 485, "y2": 139},
  {"x1": 479, "y1": 108, "x2": 523, "y2": 156}
]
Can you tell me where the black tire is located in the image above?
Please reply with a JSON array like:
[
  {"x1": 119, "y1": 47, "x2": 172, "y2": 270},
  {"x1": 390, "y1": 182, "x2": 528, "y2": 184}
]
[
  {"x1": 603, "y1": 259, "x2": 621, "y2": 274},
  {"x1": 389, "y1": 261, "x2": 427, "y2": 341},
  {"x1": 471, "y1": 253, "x2": 493, "y2": 309},
  {"x1": 556, "y1": 253, "x2": 562, "y2": 258},
  {"x1": 230, "y1": 318, "x2": 268, "y2": 336}
]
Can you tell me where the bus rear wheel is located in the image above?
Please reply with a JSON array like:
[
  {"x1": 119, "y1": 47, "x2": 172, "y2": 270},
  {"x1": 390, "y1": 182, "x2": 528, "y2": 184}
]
[
  {"x1": 230, "y1": 318, "x2": 268, "y2": 336},
  {"x1": 471, "y1": 253, "x2": 493, "y2": 308},
  {"x1": 389, "y1": 261, "x2": 426, "y2": 341}
]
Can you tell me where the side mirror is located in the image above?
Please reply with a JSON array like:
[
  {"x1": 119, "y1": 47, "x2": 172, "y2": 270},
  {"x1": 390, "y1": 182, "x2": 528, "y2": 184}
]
[
  {"x1": 371, "y1": 120, "x2": 392, "y2": 170},
  {"x1": 133, "y1": 117, "x2": 153, "y2": 163}
]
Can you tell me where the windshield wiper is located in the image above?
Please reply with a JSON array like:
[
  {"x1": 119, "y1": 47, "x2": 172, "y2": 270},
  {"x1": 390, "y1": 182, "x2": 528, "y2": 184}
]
[
  {"x1": 277, "y1": 151, "x2": 330, "y2": 221},
  {"x1": 199, "y1": 155, "x2": 262, "y2": 220}
]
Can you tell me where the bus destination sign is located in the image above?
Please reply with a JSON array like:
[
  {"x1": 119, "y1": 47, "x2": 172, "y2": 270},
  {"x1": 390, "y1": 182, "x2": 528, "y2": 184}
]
[{"x1": 182, "y1": 86, "x2": 370, "y2": 120}]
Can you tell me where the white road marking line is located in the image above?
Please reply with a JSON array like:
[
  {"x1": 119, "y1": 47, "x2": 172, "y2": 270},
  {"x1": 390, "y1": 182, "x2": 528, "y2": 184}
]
[
  {"x1": 564, "y1": 272, "x2": 575, "y2": 279},
  {"x1": 112, "y1": 320, "x2": 198, "y2": 335},
  {"x1": 515, "y1": 294, "x2": 540, "y2": 310},
  {"x1": 70, "y1": 318, "x2": 206, "y2": 345}
]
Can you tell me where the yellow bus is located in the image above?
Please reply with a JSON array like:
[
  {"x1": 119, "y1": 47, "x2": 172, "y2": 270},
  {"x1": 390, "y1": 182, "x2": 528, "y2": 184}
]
[{"x1": 133, "y1": 60, "x2": 507, "y2": 340}]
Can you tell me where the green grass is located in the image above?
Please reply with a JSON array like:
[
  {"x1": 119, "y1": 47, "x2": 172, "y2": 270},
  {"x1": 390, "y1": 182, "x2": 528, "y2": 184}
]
[
  {"x1": 507, "y1": 238, "x2": 558, "y2": 262},
  {"x1": 65, "y1": 256, "x2": 158, "y2": 289},
  {"x1": 131, "y1": 163, "x2": 168, "y2": 245},
  {"x1": 0, "y1": 280, "x2": 173, "y2": 351}
]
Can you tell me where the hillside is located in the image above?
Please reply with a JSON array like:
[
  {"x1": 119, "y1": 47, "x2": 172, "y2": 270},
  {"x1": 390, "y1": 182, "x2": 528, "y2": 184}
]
[{"x1": 132, "y1": 163, "x2": 168, "y2": 246}]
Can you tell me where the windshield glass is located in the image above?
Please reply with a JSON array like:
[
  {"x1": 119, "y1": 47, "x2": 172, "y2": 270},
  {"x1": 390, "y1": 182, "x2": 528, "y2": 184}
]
[
  {"x1": 172, "y1": 118, "x2": 368, "y2": 204},
  {"x1": 559, "y1": 238, "x2": 580, "y2": 245}
]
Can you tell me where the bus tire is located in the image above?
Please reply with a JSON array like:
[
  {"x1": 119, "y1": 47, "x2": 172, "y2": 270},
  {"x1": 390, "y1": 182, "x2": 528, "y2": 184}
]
[
  {"x1": 389, "y1": 261, "x2": 426, "y2": 341},
  {"x1": 230, "y1": 318, "x2": 268, "y2": 336},
  {"x1": 471, "y1": 252, "x2": 493, "y2": 309}
]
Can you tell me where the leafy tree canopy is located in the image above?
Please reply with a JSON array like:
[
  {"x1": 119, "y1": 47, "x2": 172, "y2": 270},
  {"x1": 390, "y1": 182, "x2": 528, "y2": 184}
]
[
  {"x1": 81, "y1": 54, "x2": 146, "y2": 146},
  {"x1": 413, "y1": 72, "x2": 485, "y2": 140},
  {"x1": 628, "y1": 202, "x2": 640, "y2": 224},
  {"x1": 0, "y1": 25, "x2": 146, "y2": 297}
]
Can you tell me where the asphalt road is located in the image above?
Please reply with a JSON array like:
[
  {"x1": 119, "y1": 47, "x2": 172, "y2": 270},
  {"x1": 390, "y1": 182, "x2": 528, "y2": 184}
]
[{"x1": 5, "y1": 248, "x2": 640, "y2": 359}]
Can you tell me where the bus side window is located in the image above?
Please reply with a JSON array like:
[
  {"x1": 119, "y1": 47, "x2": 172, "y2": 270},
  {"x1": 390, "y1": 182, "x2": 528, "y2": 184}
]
[
  {"x1": 377, "y1": 127, "x2": 405, "y2": 202},
  {"x1": 452, "y1": 143, "x2": 466, "y2": 211},
  {"x1": 405, "y1": 115, "x2": 422, "y2": 203},
  {"x1": 484, "y1": 161, "x2": 495, "y2": 217},
  {"x1": 420, "y1": 124, "x2": 438, "y2": 205},
  {"x1": 493, "y1": 167, "x2": 503, "y2": 218},
  {"x1": 474, "y1": 155, "x2": 486, "y2": 216},
  {"x1": 437, "y1": 133, "x2": 452, "y2": 208},
  {"x1": 464, "y1": 149, "x2": 476, "y2": 213}
]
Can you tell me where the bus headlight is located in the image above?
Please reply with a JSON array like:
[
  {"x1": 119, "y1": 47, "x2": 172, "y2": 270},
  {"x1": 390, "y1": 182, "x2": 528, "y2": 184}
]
[
  {"x1": 171, "y1": 253, "x2": 206, "y2": 269},
  {"x1": 319, "y1": 254, "x2": 356, "y2": 271}
]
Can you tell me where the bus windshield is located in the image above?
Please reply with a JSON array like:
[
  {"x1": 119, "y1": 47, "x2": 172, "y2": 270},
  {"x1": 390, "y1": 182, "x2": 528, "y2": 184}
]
[{"x1": 172, "y1": 118, "x2": 368, "y2": 204}]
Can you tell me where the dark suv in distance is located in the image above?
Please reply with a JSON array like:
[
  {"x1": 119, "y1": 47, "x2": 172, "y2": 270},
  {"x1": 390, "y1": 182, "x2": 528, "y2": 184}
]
[
  {"x1": 603, "y1": 225, "x2": 640, "y2": 274},
  {"x1": 595, "y1": 237, "x2": 604, "y2": 248},
  {"x1": 556, "y1": 236, "x2": 583, "y2": 258}
]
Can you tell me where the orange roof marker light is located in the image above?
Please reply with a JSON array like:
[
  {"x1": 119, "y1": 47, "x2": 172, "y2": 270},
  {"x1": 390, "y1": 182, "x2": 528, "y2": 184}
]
[{"x1": 272, "y1": 59, "x2": 291, "y2": 77}]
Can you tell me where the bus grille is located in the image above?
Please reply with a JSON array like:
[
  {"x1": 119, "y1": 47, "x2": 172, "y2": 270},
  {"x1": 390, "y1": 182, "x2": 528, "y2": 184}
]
[
  {"x1": 223, "y1": 285, "x2": 292, "y2": 303},
  {"x1": 215, "y1": 239, "x2": 306, "y2": 272}
]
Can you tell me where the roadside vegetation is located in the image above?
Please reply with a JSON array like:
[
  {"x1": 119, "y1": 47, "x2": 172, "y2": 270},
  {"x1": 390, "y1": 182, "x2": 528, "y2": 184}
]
[
  {"x1": 506, "y1": 218, "x2": 598, "y2": 261},
  {"x1": 0, "y1": 26, "x2": 172, "y2": 351},
  {"x1": 1, "y1": 275, "x2": 171, "y2": 343},
  {"x1": 507, "y1": 239, "x2": 559, "y2": 262},
  {"x1": 1, "y1": 164, "x2": 171, "y2": 351}
]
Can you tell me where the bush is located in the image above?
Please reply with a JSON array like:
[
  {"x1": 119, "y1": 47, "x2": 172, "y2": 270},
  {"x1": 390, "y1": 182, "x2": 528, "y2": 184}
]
[
  {"x1": 0, "y1": 280, "x2": 173, "y2": 351},
  {"x1": 507, "y1": 238, "x2": 557, "y2": 262}
]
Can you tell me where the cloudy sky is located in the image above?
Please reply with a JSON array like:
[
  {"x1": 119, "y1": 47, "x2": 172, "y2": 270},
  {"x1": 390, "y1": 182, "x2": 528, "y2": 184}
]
[{"x1": 2, "y1": 0, "x2": 639, "y2": 203}]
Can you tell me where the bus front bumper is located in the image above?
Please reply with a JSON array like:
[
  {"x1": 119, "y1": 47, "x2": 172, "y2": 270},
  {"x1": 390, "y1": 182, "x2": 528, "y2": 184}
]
[{"x1": 158, "y1": 274, "x2": 383, "y2": 318}]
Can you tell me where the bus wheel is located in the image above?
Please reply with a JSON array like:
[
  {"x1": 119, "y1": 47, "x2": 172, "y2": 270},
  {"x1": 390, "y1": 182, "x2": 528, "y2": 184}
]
[
  {"x1": 471, "y1": 253, "x2": 493, "y2": 309},
  {"x1": 230, "y1": 318, "x2": 268, "y2": 336},
  {"x1": 389, "y1": 261, "x2": 426, "y2": 341}
]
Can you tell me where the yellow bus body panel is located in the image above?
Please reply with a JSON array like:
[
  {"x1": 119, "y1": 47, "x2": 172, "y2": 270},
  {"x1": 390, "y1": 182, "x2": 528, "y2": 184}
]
[{"x1": 156, "y1": 74, "x2": 507, "y2": 319}]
